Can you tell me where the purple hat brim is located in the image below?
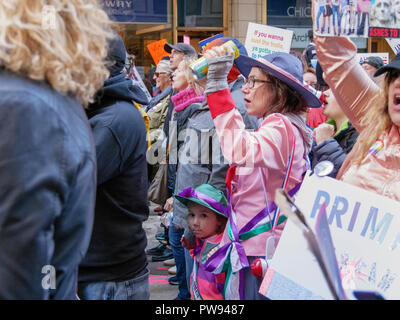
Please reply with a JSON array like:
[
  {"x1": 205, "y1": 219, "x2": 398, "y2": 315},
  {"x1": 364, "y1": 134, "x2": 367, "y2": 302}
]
[{"x1": 235, "y1": 55, "x2": 322, "y2": 108}]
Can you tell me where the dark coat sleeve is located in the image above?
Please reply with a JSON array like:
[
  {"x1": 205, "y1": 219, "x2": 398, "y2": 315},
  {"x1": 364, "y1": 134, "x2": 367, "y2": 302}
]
[
  {"x1": 0, "y1": 94, "x2": 71, "y2": 299},
  {"x1": 341, "y1": 126, "x2": 359, "y2": 154},
  {"x1": 90, "y1": 124, "x2": 122, "y2": 185},
  {"x1": 311, "y1": 138, "x2": 347, "y2": 178},
  {"x1": 311, "y1": 122, "x2": 359, "y2": 178}
]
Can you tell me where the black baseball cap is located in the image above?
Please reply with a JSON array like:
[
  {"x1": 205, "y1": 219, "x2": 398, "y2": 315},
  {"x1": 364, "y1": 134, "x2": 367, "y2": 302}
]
[
  {"x1": 106, "y1": 31, "x2": 127, "y2": 77},
  {"x1": 361, "y1": 56, "x2": 384, "y2": 71},
  {"x1": 164, "y1": 43, "x2": 196, "y2": 56},
  {"x1": 374, "y1": 53, "x2": 400, "y2": 77}
]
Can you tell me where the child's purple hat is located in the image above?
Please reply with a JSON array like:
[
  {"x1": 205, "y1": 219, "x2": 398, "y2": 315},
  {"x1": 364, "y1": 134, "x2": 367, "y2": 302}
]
[{"x1": 175, "y1": 184, "x2": 228, "y2": 218}]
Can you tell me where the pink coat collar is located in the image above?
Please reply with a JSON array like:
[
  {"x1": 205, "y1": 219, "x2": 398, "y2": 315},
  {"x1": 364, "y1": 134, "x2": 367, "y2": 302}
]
[{"x1": 172, "y1": 87, "x2": 205, "y2": 112}]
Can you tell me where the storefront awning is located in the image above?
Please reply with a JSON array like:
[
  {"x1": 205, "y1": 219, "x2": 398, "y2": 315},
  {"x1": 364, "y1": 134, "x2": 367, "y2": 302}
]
[{"x1": 100, "y1": 0, "x2": 168, "y2": 23}]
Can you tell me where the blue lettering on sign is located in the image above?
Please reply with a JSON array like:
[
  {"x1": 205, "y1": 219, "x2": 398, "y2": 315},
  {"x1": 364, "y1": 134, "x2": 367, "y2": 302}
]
[
  {"x1": 101, "y1": 0, "x2": 167, "y2": 23},
  {"x1": 389, "y1": 232, "x2": 400, "y2": 251},
  {"x1": 347, "y1": 201, "x2": 361, "y2": 232},
  {"x1": 361, "y1": 208, "x2": 393, "y2": 244},
  {"x1": 328, "y1": 196, "x2": 348, "y2": 229},
  {"x1": 309, "y1": 191, "x2": 394, "y2": 245},
  {"x1": 310, "y1": 190, "x2": 330, "y2": 219}
]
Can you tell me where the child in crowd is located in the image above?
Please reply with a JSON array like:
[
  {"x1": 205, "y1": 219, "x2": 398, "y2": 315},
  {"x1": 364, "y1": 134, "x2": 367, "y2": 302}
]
[{"x1": 177, "y1": 184, "x2": 228, "y2": 300}]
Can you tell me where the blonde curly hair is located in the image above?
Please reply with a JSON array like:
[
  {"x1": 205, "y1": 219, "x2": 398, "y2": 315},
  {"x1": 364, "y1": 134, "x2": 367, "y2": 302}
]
[{"x1": 0, "y1": 0, "x2": 112, "y2": 107}]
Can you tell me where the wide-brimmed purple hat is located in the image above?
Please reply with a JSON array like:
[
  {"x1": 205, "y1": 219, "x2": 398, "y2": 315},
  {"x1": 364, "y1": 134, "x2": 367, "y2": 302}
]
[{"x1": 235, "y1": 52, "x2": 322, "y2": 108}]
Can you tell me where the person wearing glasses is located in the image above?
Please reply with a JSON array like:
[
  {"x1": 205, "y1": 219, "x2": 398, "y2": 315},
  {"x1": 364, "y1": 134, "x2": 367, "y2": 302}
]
[
  {"x1": 155, "y1": 43, "x2": 198, "y2": 271},
  {"x1": 145, "y1": 58, "x2": 175, "y2": 271},
  {"x1": 147, "y1": 58, "x2": 173, "y2": 147},
  {"x1": 154, "y1": 59, "x2": 173, "y2": 96},
  {"x1": 146, "y1": 44, "x2": 198, "y2": 263},
  {"x1": 146, "y1": 58, "x2": 173, "y2": 212},
  {"x1": 202, "y1": 48, "x2": 321, "y2": 299}
]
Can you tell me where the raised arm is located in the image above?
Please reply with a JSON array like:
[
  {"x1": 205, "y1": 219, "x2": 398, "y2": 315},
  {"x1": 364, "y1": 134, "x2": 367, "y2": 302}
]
[
  {"x1": 207, "y1": 89, "x2": 295, "y2": 169},
  {"x1": 204, "y1": 48, "x2": 296, "y2": 169}
]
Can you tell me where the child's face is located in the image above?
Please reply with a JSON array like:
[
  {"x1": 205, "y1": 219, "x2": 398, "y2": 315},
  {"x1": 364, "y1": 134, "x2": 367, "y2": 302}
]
[{"x1": 187, "y1": 205, "x2": 222, "y2": 239}]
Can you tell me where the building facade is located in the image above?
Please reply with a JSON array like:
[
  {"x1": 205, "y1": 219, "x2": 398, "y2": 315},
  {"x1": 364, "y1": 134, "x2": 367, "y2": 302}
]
[{"x1": 101, "y1": 0, "x2": 393, "y2": 76}]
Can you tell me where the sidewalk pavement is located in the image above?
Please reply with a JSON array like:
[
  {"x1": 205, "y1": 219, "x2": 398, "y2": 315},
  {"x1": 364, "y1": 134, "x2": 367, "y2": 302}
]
[{"x1": 143, "y1": 202, "x2": 179, "y2": 300}]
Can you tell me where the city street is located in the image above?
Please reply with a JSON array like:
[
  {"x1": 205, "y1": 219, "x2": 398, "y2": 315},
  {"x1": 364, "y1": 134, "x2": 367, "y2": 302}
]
[{"x1": 144, "y1": 204, "x2": 179, "y2": 300}]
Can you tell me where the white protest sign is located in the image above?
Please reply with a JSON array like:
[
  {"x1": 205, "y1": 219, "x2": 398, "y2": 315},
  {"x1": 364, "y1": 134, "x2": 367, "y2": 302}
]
[
  {"x1": 313, "y1": 0, "x2": 400, "y2": 38},
  {"x1": 128, "y1": 65, "x2": 152, "y2": 103},
  {"x1": 245, "y1": 22, "x2": 293, "y2": 59},
  {"x1": 260, "y1": 173, "x2": 400, "y2": 300},
  {"x1": 357, "y1": 52, "x2": 389, "y2": 65}
]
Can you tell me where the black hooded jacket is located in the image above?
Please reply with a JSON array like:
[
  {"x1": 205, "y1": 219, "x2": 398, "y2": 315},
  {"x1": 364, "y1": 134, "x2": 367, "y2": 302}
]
[{"x1": 78, "y1": 73, "x2": 150, "y2": 283}]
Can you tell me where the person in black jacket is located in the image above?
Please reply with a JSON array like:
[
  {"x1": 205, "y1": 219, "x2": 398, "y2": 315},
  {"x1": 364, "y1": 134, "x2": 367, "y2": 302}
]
[
  {"x1": 78, "y1": 33, "x2": 151, "y2": 300},
  {"x1": 0, "y1": 0, "x2": 111, "y2": 299},
  {"x1": 310, "y1": 88, "x2": 359, "y2": 178}
]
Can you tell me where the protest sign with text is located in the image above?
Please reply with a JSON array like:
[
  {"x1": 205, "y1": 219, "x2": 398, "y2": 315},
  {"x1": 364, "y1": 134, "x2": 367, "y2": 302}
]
[
  {"x1": 260, "y1": 173, "x2": 400, "y2": 300},
  {"x1": 313, "y1": 0, "x2": 400, "y2": 38},
  {"x1": 245, "y1": 23, "x2": 293, "y2": 59}
]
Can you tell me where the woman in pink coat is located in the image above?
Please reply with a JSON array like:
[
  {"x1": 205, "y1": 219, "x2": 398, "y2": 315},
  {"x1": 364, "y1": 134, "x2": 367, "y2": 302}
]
[{"x1": 201, "y1": 48, "x2": 321, "y2": 299}]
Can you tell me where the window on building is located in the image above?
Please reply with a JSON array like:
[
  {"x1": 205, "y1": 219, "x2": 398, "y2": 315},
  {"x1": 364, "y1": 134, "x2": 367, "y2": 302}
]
[
  {"x1": 178, "y1": 0, "x2": 223, "y2": 27},
  {"x1": 266, "y1": 0, "x2": 366, "y2": 51}
]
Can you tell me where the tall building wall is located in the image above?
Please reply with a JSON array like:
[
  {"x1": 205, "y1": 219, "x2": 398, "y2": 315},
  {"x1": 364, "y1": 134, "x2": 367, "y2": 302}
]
[{"x1": 230, "y1": 0, "x2": 263, "y2": 44}]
